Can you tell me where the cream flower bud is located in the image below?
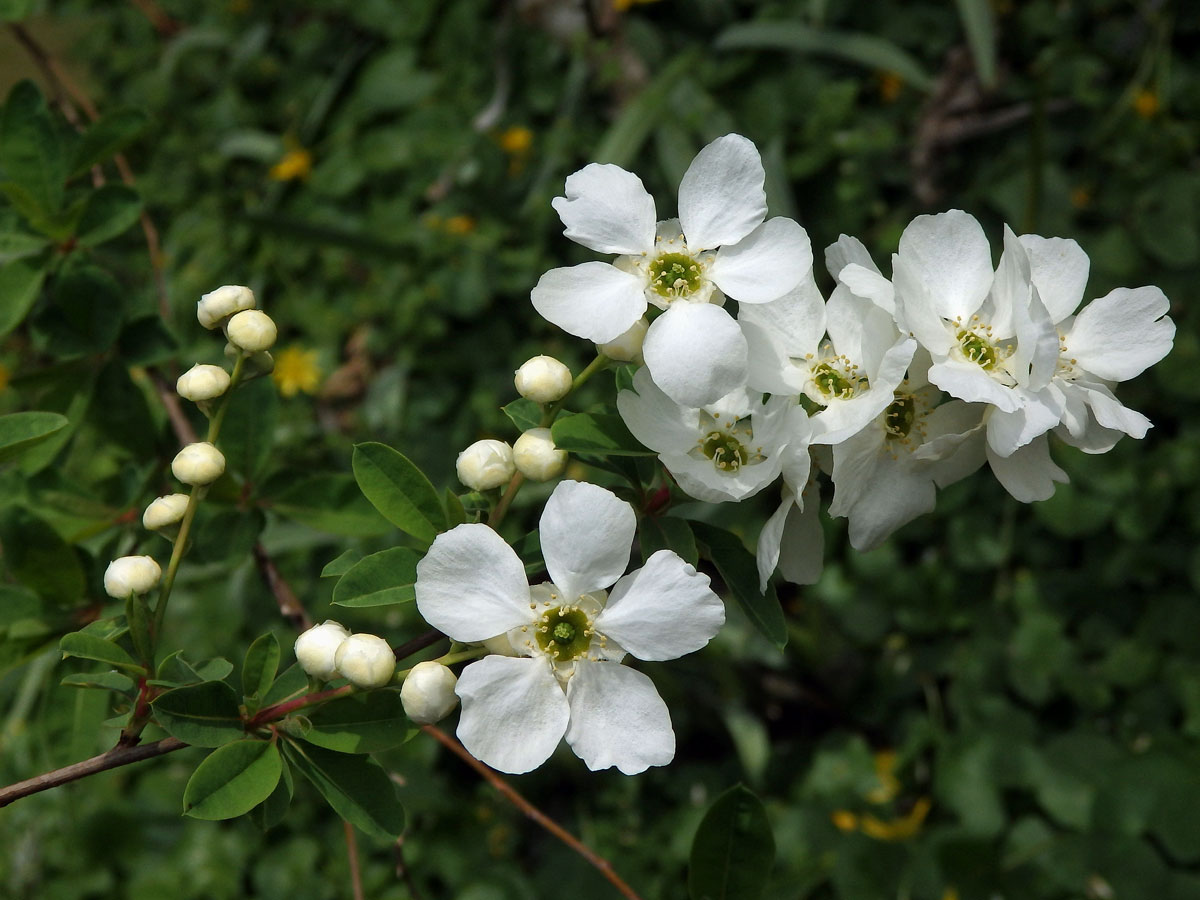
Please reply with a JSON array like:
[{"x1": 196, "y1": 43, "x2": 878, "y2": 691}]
[
  {"x1": 294, "y1": 620, "x2": 351, "y2": 681},
  {"x1": 226, "y1": 310, "x2": 278, "y2": 353},
  {"x1": 171, "y1": 441, "x2": 226, "y2": 486},
  {"x1": 176, "y1": 364, "x2": 231, "y2": 402},
  {"x1": 142, "y1": 493, "x2": 189, "y2": 532},
  {"x1": 224, "y1": 342, "x2": 275, "y2": 375},
  {"x1": 103, "y1": 555, "x2": 161, "y2": 598},
  {"x1": 456, "y1": 439, "x2": 515, "y2": 491},
  {"x1": 514, "y1": 355, "x2": 573, "y2": 404},
  {"x1": 197, "y1": 285, "x2": 256, "y2": 330},
  {"x1": 512, "y1": 427, "x2": 567, "y2": 482},
  {"x1": 400, "y1": 661, "x2": 459, "y2": 724},
  {"x1": 334, "y1": 633, "x2": 396, "y2": 689},
  {"x1": 597, "y1": 317, "x2": 648, "y2": 363}
]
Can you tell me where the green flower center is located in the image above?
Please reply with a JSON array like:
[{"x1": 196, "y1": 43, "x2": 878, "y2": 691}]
[
  {"x1": 700, "y1": 430, "x2": 748, "y2": 472},
  {"x1": 884, "y1": 394, "x2": 916, "y2": 439},
  {"x1": 813, "y1": 362, "x2": 856, "y2": 399},
  {"x1": 957, "y1": 330, "x2": 997, "y2": 369},
  {"x1": 535, "y1": 606, "x2": 593, "y2": 662},
  {"x1": 648, "y1": 252, "x2": 703, "y2": 298}
]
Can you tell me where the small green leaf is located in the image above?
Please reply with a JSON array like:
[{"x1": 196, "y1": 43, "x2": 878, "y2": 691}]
[
  {"x1": 60, "y1": 632, "x2": 142, "y2": 672},
  {"x1": 34, "y1": 264, "x2": 124, "y2": 357},
  {"x1": 0, "y1": 411, "x2": 67, "y2": 465},
  {"x1": 183, "y1": 739, "x2": 283, "y2": 820},
  {"x1": 0, "y1": 81, "x2": 65, "y2": 218},
  {"x1": 68, "y1": 109, "x2": 148, "y2": 177},
  {"x1": 242, "y1": 632, "x2": 281, "y2": 705},
  {"x1": 692, "y1": 522, "x2": 786, "y2": 649},
  {"x1": 688, "y1": 784, "x2": 775, "y2": 900},
  {"x1": 75, "y1": 184, "x2": 141, "y2": 246},
  {"x1": 444, "y1": 487, "x2": 467, "y2": 527},
  {"x1": 303, "y1": 692, "x2": 408, "y2": 753},
  {"x1": 953, "y1": 0, "x2": 997, "y2": 89},
  {"x1": 551, "y1": 413, "x2": 654, "y2": 457},
  {"x1": 0, "y1": 229, "x2": 48, "y2": 262},
  {"x1": 267, "y1": 472, "x2": 391, "y2": 536},
  {"x1": 332, "y1": 546, "x2": 421, "y2": 608},
  {"x1": 283, "y1": 740, "x2": 406, "y2": 840},
  {"x1": 151, "y1": 681, "x2": 245, "y2": 748},
  {"x1": 60, "y1": 670, "x2": 136, "y2": 694},
  {"x1": 261, "y1": 662, "x2": 309, "y2": 708},
  {"x1": 124, "y1": 592, "x2": 154, "y2": 667},
  {"x1": 0, "y1": 256, "x2": 48, "y2": 339},
  {"x1": 321, "y1": 549, "x2": 362, "y2": 579},
  {"x1": 640, "y1": 516, "x2": 698, "y2": 567},
  {"x1": 352, "y1": 442, "x2": 446, "y2": 543},
  {"x1": 251, "y1": 754, "x2": 293, "y2": 831},
  {"x1": 502, "y1": 397, "x2": 542, "y2": 432}
]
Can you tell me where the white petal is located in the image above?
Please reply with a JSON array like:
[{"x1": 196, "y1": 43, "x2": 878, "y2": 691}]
[
  {"x1": 677, "y1": 134, "x2": 766, "y2": 250},
  {"x1": 540, "y1": 481, "x2": 635, "y2": 600},
  {"x1": 1019, "y1": 234, "x2": 1089, "y2": 324},
  {"x1": 616, "y1": 367, "x2": 700, "y2": 452},
  {"x1": 987, "y1": 437, "x2": 1068, "y2": 502},
  {"x1": 551, "y1": 163, "x2": 656, "y2": 255},
  {"x1": 708, "y1": 217, "x2": 812, "y2": 303},
  {"x1": 455, "y1": 656, "x2": 569, "y2": 774},
  {"x1": 531, "y1": 263, "x2": 648, "y2": 343},
  {"x1": 597, "y1": 549, "x2": 725, "y2": 660},
  {"x1": 838, "y1": 263, "x2": 896, "y2": 315},
  {"x1": 897, "y1": 210, "x2": 994, "y2": 321},
  {"x1": 416, "y1": 524, "x2": 531, "y2": 642},
  {"x1": 738, "y1": 272, "x2": 826, "y2": 356},
  {"x1": 668, "y1": 452, "x2": 783, "y2": 504},
  {"x1": 740, "y1": 317, "x2": 804, "y2": 396},
  {"x1": 1081, "y1": 384, "x2": 1152, "y2": 439},
  {"x1": 643, "y1": 303, "x2": 748, "y2": 407},
  {"x1": 756, "y1": 493, "x2": 793, "y2": 591},
  {"x1": 825, "y1": 234, "x2": 881, "y2": 278},
  {"x1": 829, "y1": 422, "x2": 886, "y2": 518},
  {"x1": 845, "y1": 451, "x2": 937, "y2": 551},
  {"x1": 892, "y1": 252, "x2": 954, "y2": 357},
  {"x1": 564, "y1": 661, "x2": 674, "y2": 774},
  {"x1": 1011, "y1": 284, "x2": 1060, "y2": 391},
  {"x1": 1065, "y1": 286, "x2": 1175, "y2": 382},
  {"x1": 985, "y1": 391, "x2": 1060, "y2": 456},
  {"x1": 928, "y1": 361, "x2": 1021, "y2": 413}
]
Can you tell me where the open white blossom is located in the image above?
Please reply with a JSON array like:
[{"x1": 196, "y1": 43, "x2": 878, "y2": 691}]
[
  {"x1": 414, "y1": 480, "x2": 724, "y2": 775},
  {"x1": 532, "y1": 134, "x2": 812, "y2": 407}
]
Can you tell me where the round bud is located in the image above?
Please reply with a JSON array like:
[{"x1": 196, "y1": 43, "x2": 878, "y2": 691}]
[
  {"x1": 400, "y1": 661, "x2": 459, "y2": 725},
  {"x1": 295, "y1": 620, "x2": 351, "y2": 681},
  {"x1": 103, "y1": 555, "x2": 162, "y2": 598},
  {"x1": 514, "y1": 355, "x2": 573, "y2": 404},
  {"x1": 176, "y1": 364, "x2": 231, "y2": 402},
  {"x1": 335, "y1": 633, "x2": 396, "y2": 689},
  {"x1": 142, "y1": 493, "x2": 189, "y2": 532},
  {"x1": 197, "y1": 285, "x2": 256, "y2": 330},
  {"x1": 226, "y1": 310, "x2": 278, "y2": 353},
  {"x1": 171, "y1": 441, "x2": 226, "y2": 486},
  {"x1": 512, "y1": 427, "x2": 567, "y2": 482},
  {"x1": 455, "y1": 439, "x2": 515, "y2": 491},
  {"x1": 597, "y1": 317, "x2": 648, "y2": 363}
]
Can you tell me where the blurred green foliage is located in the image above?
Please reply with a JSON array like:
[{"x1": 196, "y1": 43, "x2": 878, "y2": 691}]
[{"x1": 1, "y1": 0, "x2": 1198, "y2": 898}]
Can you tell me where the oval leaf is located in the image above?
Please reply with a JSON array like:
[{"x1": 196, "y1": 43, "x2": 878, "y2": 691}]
[
  {"x1": 352, "y1": 442, "x2": 445, "y2": 543},
  {"x1": 688, "y1": 784, "x2": 775, "y2": 900},
  {"x1": 242, "y1": 632, "x2": 281, "y2": 704},
  {"x1": 303, "y1": 691, "x2": 409, "y2": 753},
  {"x1": 152, "y1": 681, "x2": 245, "y2": 748},
  {"x1": 0, "y1": 411, "x2": 68, "y2": 465},
  {"x1": 283, "y1": 740, "x2": 405, "y2": 840},
  {"x1": 59, "y1": 632, "x2": 141, "y2": 672},
  {"x1": 332, "y1": 546, "x2": 420, "y2": 608},
  {"x1": 692, "y1": 522, "x2": 786, "y2": 650},
  {"x1": 184, "y1": 739, "x2": 283, "y2": 820},
  {"x1": 550, "y1": 412, "x2": 655, "y2": 457}
]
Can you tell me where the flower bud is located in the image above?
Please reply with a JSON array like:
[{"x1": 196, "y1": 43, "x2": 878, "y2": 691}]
[
  {"x1": 335, "y1": 633, "x2": 396, "y2": 689},
  {"x1": 512, "y1": 427, "x2": 567, "y2": 482},
  {"x1": 514, "y1": 355, "x2": 572, "y2": 404},
  {"x1": 142, "y1": 493, "x2": 189, "y2": 532},
  {"x1": 224, "y1": 342, "x2": 275, "y2": 376},
  {"x1": 176, "y1": 364, "x2": 231, "y2": 402},
  {"x1": 294, "y1": 620, "x2": 351, "y2": 681},
  {"x1": 197, "y1": 285, "x2": 256, "y2": 330},
  {"x1": 597, "y1": 317, "x2": 648, "y2": 363},
  {"x1": 171, "y1": 441, "x2": 226, "y2": 486},
  {"x1": 226, "y1": 310, "x2": 278, "y2": 353},
  {"x1": 400, "y1": 661, "x2": 459, "y2": 724},
  {"x1": 456, "y1": 439, "x2": 515, "y2": 491},
  {"x1": 103, "y1": 555, "x2": 162, "y2": 598}
]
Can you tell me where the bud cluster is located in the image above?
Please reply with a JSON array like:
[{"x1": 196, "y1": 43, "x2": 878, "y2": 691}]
[{"x1": 294, "y1": 620, "x2": 397, "y2": 690}]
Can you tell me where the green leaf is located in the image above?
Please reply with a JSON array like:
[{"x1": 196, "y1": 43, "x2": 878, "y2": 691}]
[
  {"x1": 267, "y1": 472, "x2": 391, "y2": 536},
  {"x1": 502, "y1": 397, "x2": 542, "y2": 432},
  {"x1": 0, "y1": 584, "x2": 41, "y2": 625},
  {"x1": 352, "y1": 442, "x2": 445, "y2": 543},
  {"x1": 59, "y1": 632, "x2": 142, "y2": 672},
  {"x1": 444, "y1": 487, "x2": 467, "y2": 527},
  {"x1": 0, "y1": 81, "x2": 65, "y2": 218},
  {"x1": 0, "y1": 506, "x2": 85, "y2": 603},
  {"x1": 687, "y1": 784, "x2": 775, "y2": 900},
  {"x1": 117, "y1": 315, "x2": 179, "y2": 365},
  {"x1": 89, "y1": 359, "x2": 158, "y2": 454},
  {"x1": 242, "y1": 632, "x2": 281, "y2": 705},
  {"x1": 68, "y1": 109, "x2": 149, "y2": 177},
  {"x1": 261, "y1": 662, "x2": 309, "y2": 708},
  {"x1": 303, "y1": 691, "x2": 409, "y2": 753},
  {"x1": 0, "y1": 256, "x2": 47, "y2": 339},
  {"x1": 594, "y1": 50, "x2": 700, "y2": 167},
  {"x1": 953, "y1": 0, "x2": 997, "y2": 88},
  {"x1": 75, "y1": 184, "x2": 141, "y2": 246},
  {"x1": 639, "y1": 515, "x2": 698, "y2": 567},
  {"x1": 0, "y1": 411, "x2": 68, "y2": 465},
  {"x1": 124, "y1": 591, "x2": 154, "y2": 667},
  {"x1": 0, "y1": 229, "x2": 49, "y2": 262},
  {"x1": 332, "y1": 546, "x2": 421, "y2": 608},
  {"x1": 551, "y1": 413, "x2": 654, "y2": 457},
  {"x1": 191, "y1": 507, "x2": 266, "y2": 564},
  {"x1": 321, "y1": 549, "x2": 362, "y2": 578},
  {"x1": 283, "y1": 740, "x2": 405, "y2": 840},
  {"x1": 714, "y1": 22, "x2": 935, "y2": 92},
  {"x1": 151, "y1": 681, "x2": 245, "y2": 748},
  {"x1": 34, "y1": 264, "x2": 124, "y2": 356},
  {"x1": 60, "y1": 670, "x2": 136, "y2": 694},
  {"x1": 183, "y1": 739, "x2": 283, "y2": 820},
  {"x1": 219, "y1": 377, "x2": 278, "y2": 481},
  {"x1": 0, "y1": 0, "x2": 37, "y2": 22},
  {"x1": 692, "y1": 522, "x2": 786, "y2": 649},
  {"x1": 250, "y1": 755, "x2": 293, "y2": 831}
]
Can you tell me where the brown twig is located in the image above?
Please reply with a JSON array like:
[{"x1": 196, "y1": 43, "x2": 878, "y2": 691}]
[
  {"x1": 129, "y1": 0, "x2": 182, "y2": 37},
  {"x1": 252, "y1": 542, "x2": 314, "y2": 632},
  {"x1": 344, "y1": 819, "x2": 366, "y2": 900},
  {"x1": 393, "y1": 834, "x2": 425, "y2": 900},
  {"x1": 391, "y1": 629, "x2": 447, "y2": 662},
  {"x1": 421, "y1": 725, "x2": 644, "y2": 900},
  {"x1": 0, "y1": 736, "x2": 187, "y2": 808}
]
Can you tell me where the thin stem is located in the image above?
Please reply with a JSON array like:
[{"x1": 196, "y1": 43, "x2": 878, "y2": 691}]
[
  {"x1": 247, "y1": 684, "x2": 354, "y2": 730},
  {"x1": 393, "y1": 835, "x2": 425, "y2": 900},
  {"x1": 422, "y1": 725, "x2": 644, "y2": 900},
  {"x1": 344, "y1": 819, "x2": 365, "y2": 900},
  {"x1": 252, "y1": 542, "x2": 313, "y2": 632},
  {"x1": 206, "y1": 353, "x2": 247, "y2": 445},
  {"x1": 394, "y1": 646, "x2": 488, "y2": 682},
  {"x1": 488, "y1": 472, "x2": 526, "y2": 530},
  {"x1": 391, "y1": 629, "x2": 447, "y2": 662}
]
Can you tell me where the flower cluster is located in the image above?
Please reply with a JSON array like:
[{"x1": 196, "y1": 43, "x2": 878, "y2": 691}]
[{"x1": 294, "y1": 620, "x2": 396, "y2": 690}]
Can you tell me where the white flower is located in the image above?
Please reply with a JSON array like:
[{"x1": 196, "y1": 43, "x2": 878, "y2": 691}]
[
  {"x1": 755, "y1": 482, "x2": 825, "y2": 591},
  {"x1": 197, "y1": 285, "x2": 256, "y2": 330},
  {"x1": 617, "y1": 368, "x2": 797, "y2": 503},
  {"x1": 335, "y1": 633, "x2": 396, "y2": 689},
  {"x1": 295, "y1": 620, "x2": 351, "y2": 680},
  {"x1": 414, "y1": 480, "x2": 724, "y2": 774},
  {"x1": 171, "y1": 441, "x2": 226, "y2": 486},
  {"x1": 226, "y1": 310, "x2": 278, "y2": 353},
  {"x1": 456, "y1": 439, "x2": 515, "y2": 491},
  {"x1": 532, "y1": 134, "x2": 813, "y2": 407},
  {"x1": 142, "y1": 493, "x2": 189, "y2": 532},
  {"x1": 400, "y1": 661, "x2": 459, "y2": 724},
  {"x1": 103, "y1": 555, "x2": 161, "y2": 598},
  {"x1": 514, "y1": 356, "x2": 573, "y2": 404},
  {"x1": 176, "y1": 364, "x2": 231, "y2": 402},
  {"x1": 512, "y1": 427, "x2": 568, "y2": 482}
]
